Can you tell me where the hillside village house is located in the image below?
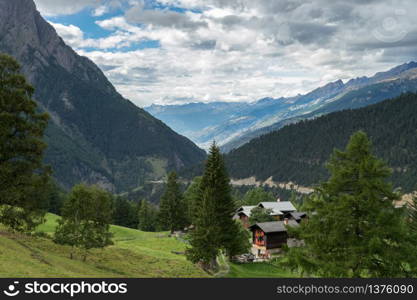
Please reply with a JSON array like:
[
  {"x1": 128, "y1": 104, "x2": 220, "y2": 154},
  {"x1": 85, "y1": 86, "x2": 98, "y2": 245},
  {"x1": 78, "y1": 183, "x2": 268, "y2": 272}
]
[
  {"x1": 234, "y1": 205, "x2": 256, "y2": 227},
  {"x1": 233, "y1": 199, "x2": 307, "y2": 259},
  {"x1": 234, "y1": 199, "x2": 306, "y2": 228},
  {"x1": 249, "y1": 219, "x2": 299, "y2": 259},
  {"x1": 258, "y1": 200, "x2": 298, "y2": 220}
]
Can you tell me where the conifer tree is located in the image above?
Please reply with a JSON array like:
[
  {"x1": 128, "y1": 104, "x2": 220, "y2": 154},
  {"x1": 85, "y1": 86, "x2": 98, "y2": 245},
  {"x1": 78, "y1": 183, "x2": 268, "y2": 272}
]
[
  {"x1": 138, "y1": 199, "x2": 158, "y2": 232},
  {"x1": 284, "y1": 131, "x2": 415, "y2": 277},
  {"x1": 186, "y1": 143, "x2": 249, "y2": 270},
  {"x1": 159, "y1": 172, "x2": 186, "y2": 233},
  {"x1": 113, "y1": 197, "x2": 139, "y2": 229},
  {"x1": 0, "y1": 54, "x2": 50, "y2": 232},
  {"x1": 183, "y1": 176, "x2": 202, "y2": 225}
]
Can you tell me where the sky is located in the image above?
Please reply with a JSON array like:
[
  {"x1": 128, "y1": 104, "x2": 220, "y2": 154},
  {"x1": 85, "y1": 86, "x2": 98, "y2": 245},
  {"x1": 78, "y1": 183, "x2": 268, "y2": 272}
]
[{"x1": 33, "y1": 0, "x2": 417, "y2": 107}]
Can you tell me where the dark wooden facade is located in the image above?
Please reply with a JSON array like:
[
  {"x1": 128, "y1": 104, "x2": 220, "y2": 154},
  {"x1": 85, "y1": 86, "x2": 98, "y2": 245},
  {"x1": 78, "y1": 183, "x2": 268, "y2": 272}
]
[
  {"x1": 251, "y1": 228, "x2": 288, "y2": 249},
  {"x1": 264, "y1": 231, "x2": 288, "y2": 249}
]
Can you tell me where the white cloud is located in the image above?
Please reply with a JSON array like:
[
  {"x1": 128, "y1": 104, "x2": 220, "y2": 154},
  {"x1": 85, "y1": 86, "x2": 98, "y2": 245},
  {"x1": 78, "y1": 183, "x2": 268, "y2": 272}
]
[
  {"x1": 34, "y1": 0, "x2": 100, "y2": 16},
  {"x1": 49, "y1": 22, "x2": 85, "y2": 46},
  {"x1": 39, "y1": 0, "x2": 417, "y2": 106},
  {"x1": 92, "y1": 5, "x2": 109, "y2": 17}
]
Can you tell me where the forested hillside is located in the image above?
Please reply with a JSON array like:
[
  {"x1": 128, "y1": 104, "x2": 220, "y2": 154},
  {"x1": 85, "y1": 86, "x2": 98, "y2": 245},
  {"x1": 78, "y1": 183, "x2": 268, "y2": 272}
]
[{"x1": 226, "y1": 93, "x2": 417, "y2": 192}]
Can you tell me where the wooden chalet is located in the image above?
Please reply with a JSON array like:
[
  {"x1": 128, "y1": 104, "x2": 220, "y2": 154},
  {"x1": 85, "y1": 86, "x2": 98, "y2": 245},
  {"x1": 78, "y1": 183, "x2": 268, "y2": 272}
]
[
  {"x1": 249, "y1": 219, "x2": 299, "y2": 259},
  {"x1": 283, "y1": 211, "x2": 307, "y2": 223},
  {"x1": 234, "y1": 206, "x2": 256, "y2": 228},
  {"x1": 234, "y1": 200, "x2": 304, "y2": 227},
  {"x1": 257, "y1": 200, "x2": 297, "y2": 221}
]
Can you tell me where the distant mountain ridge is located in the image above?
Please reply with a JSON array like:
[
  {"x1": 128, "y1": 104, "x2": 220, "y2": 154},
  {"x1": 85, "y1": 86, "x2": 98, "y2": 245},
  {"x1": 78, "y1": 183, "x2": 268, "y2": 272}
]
[
  {"x1": 146, "y1": 61, "x2": 417, "y2": 152},
  {"x1": 224, "y1": 92, "x2": 417, "y2": 193},
  {"x1": 0, "y1": 0, "x2": 206, "y2": 192}
]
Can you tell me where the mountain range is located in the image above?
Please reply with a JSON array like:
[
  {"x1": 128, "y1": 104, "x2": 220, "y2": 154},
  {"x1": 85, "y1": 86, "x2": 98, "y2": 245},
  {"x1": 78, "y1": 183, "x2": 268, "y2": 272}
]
[
  {"x1": 146, "y1": 62, "x2": 417, "y2": 152},
  {"x1": 0, "y1": 0, "x2": 206, "y2": 193},
  {"x1": 224, "y1": 92, "x2": 417, "y2": 193}
]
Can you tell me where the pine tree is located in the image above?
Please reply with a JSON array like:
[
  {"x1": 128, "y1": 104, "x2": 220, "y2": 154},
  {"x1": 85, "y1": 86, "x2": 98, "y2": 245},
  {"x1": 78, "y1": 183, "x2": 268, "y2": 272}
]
[
  {"x1": 186, "y1": 143, "x2": 249, "y2": 270},
  {"x1": 138, "y1": 199, "x2": 158, "y2": 232},
  {"x1": 43, "y1": 178, "x2": 66, "y2": 215},
  {"x1": 183, "y1": 176, "x2": 202, "y2": 225},
  {"x1": 0, "y1": 54, "x2": 50, "y2": 232},
  {"x1": 284, "y1": 131, "x2": 415, "y2": 277},
  {"x1": 159, "y1": 172, "x2": 187, "y2": 233},
  {"x1": 113, "y1": 197, "x2": 139, "y2": 229}
]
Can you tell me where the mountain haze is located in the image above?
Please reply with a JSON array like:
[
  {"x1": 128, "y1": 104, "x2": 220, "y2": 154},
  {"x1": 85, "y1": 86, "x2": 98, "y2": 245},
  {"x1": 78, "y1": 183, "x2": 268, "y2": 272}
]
[{"x1": 0, "y1": 0, "x2": 206, "y2": 192}]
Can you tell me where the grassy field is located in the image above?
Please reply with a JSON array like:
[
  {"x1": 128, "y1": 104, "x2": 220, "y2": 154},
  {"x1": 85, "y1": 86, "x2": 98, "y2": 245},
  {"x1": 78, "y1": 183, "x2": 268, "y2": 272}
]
[
  {"x1": 0, "y1": 213, "x2": 208, "y2": 278},
  {"x1": 228, "y1": 261, "x2": 296, "y2": 278},
  {"x1": 1, "y1": 213, "x2": 297, "y2": 278}
]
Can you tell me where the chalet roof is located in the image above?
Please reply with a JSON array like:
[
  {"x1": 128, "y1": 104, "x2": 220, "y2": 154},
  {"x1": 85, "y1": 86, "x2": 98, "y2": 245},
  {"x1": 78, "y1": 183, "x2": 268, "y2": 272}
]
[
  {"x1": 249, "y1": 220, "x2": 299, "y2": 233},
  {"x1": 236, "y1": 206, "x2": 256, "y2": 217},
  {"x1": 258, "y1": 201, "x2": 297, "y2": 215},
  {"x1": 289, "y1": 211, "x2": 307, "y2": 221}
]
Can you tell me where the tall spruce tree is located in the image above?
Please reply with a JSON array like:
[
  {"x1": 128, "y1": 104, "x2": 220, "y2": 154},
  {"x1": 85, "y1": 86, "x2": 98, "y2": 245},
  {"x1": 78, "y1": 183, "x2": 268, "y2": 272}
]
[
  {"x1": 113, "y1": 197, "x2": 139, "y2": 229},
  {"x1": 284, "y1": 131, "x2": 415, "y2": 277},
  {"x1": 0, "y1": 54, "x2": 50, "y2": 232},
  {"x1": 138, "y1": 199, "x2": 158, "y2": 232},
  {"x1": 183, "y1": 176, "x2": 202, "y2": 225},
  {"x1": 186, "y1": 143, "x2": 249, "y2": 270},
  {"x1": 159, "y1": 172, "x2": 187, "y2": 233}
]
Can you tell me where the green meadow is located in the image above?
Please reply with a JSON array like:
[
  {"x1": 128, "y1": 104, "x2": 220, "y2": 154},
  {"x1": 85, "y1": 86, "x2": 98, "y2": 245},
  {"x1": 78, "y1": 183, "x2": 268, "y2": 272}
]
[
  {"x1": 0, "y1": 213, "x2": 294, "y2": 278},
  {"x1": 0, "y1": 213, "x2": 208, "y2": 278}
]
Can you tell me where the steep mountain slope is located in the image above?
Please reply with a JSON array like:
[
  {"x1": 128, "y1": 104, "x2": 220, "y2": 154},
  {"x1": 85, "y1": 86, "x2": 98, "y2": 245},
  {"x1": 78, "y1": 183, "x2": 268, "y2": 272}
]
[
  {"x1": 0, "y1": 0, "x2": 206, "y2": 192},
  {"x1": 146, "y1": 62, "x2": 417, "y2": 152},
  {"x1": 225, "y1": 93, "x2": 417, "y2": 192}
]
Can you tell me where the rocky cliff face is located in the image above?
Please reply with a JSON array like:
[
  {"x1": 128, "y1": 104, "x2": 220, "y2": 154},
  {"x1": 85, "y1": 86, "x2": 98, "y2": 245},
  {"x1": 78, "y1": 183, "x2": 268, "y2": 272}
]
[{"x1": 0, "y1": 0, "x2": 206, "y2": 192}]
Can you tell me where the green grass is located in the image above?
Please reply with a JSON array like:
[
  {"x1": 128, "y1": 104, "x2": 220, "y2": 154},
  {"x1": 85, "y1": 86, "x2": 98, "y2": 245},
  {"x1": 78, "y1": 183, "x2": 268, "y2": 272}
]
[
  {"x1": 2, "y1": 213, "x2": 299, "y2": 278},
  {"x1": 0, "y1": 213, "x2": 208, "y2": 278},
  {"x1": 227, "y1": 260, "x2": 297, "y2": 278}
]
